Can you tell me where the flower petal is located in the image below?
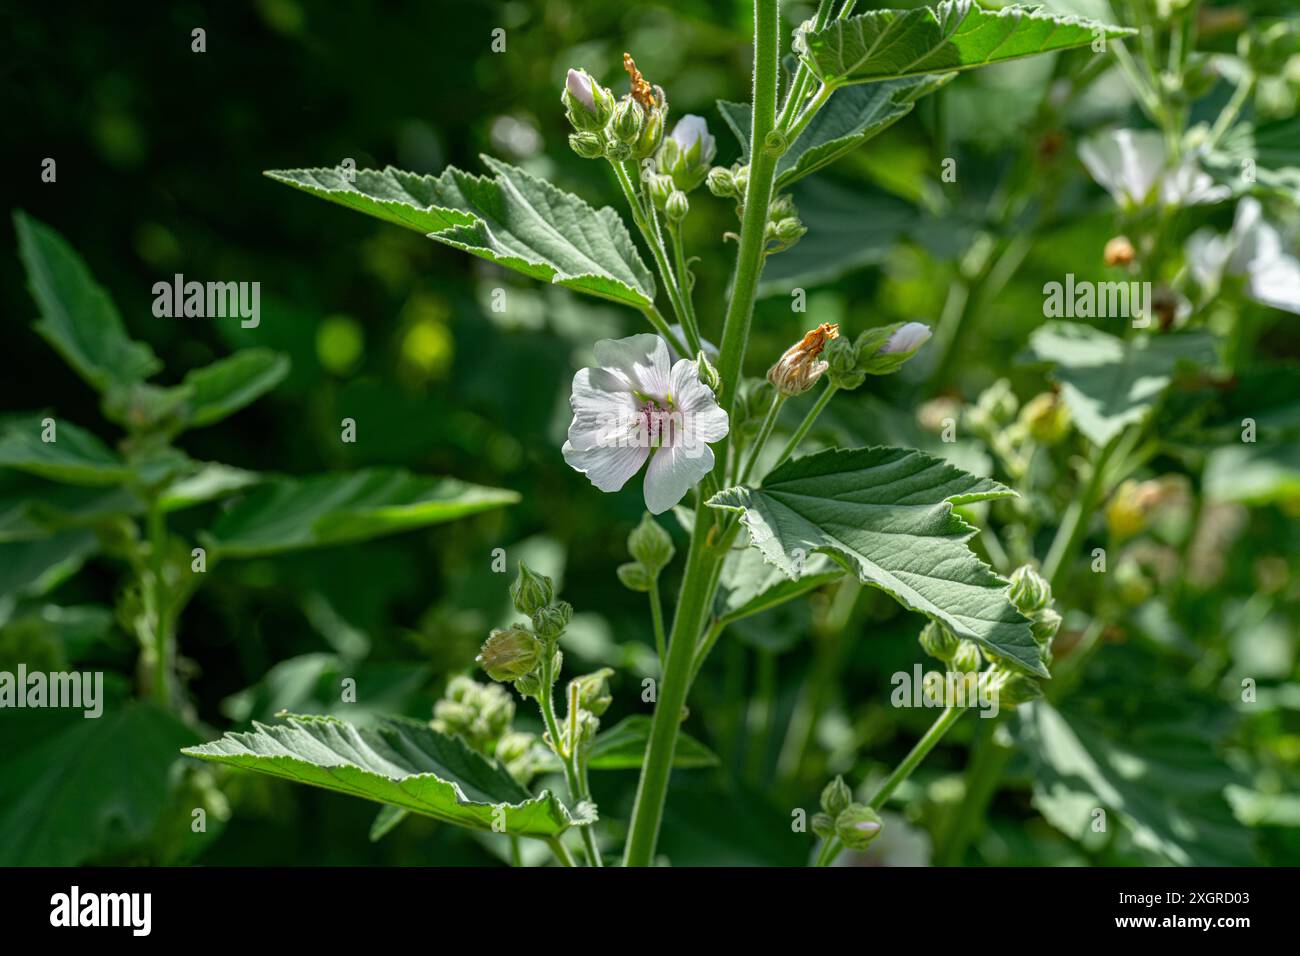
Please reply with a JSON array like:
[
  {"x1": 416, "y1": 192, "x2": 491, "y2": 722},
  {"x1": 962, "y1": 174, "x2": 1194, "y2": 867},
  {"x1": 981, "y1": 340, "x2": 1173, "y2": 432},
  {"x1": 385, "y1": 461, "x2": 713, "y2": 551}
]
[
  {"x1": 643, "y1": 442, "x2": 715, "y2": 514},
  {"x1": 594, "y1": 334, "x2": 672, "y2": 398},
  {"x1": 563, "y1": 439, "x2": 650, "y2": 494},
  {"x1": 669, "y1": 358, "x2": 729, "y2": 445}
]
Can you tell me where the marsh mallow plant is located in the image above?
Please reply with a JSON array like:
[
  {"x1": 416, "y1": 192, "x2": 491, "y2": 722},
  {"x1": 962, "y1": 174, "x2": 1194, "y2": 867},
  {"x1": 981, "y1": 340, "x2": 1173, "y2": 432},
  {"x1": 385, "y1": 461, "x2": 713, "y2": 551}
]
[{"x1": 175, "y1": 1, "x2": 1143, "y2": 865}]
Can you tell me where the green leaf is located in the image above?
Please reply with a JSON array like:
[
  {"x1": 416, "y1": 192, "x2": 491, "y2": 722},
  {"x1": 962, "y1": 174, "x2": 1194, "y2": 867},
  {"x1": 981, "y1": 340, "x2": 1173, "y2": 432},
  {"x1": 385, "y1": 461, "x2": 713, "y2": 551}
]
[
  {"x1": 537, "y1": 716, "x2": 719, "y2": 772},
  {"x1": 182, "y1": 713, "x2": 585, "y2": 837},
  {"x1": 800, "y1": 1, "x2": 1131, "y2": 86},
  {"x1": 1204, "y1": 443, "x2": 1300, "y2": 505},
  {"x1": 175, "y1": 349, "x2": 290, "y2": 429},
  {"x1": 0, "y1": 702, "x2": 198, "y2": 865},
  {"x1": 13, "y1": 211, "x2": 161, "y2": 391},
  {"x1": 369, "y1": 805, "x2": 409, "y2": 842},
  {"x1": 715, "y1": 543, "x2": 844, "y2": 624},
  {"x1": 1018, "y1": 700, "x2": 1254, "y2": 866},
  {"x1": 0, "y1": 415, "x2": 134, "y2": 486},
  {"x1": 756, "y1": 178, "x2": 915, "y2": 296},
  {"x1": 1025, "y1": 322, "x2": 1217, "y2": 447},
  {"x1": 159, "y1": 461, "x2": 263, "y2": 511},
  {"x1": 0, "y1": 472, "x2": 137, "y2": 541},
  {"x1": 0, "y1": 531, "x2": 97, "y2": 601},
  {"x1": 720, "y1": 75, "x2": 953, "y2": 188},
  {"x1": 203, "y1": 469, "x2": 519, "y2": 556},
  {"x1": 266, "y1": 157, "x2": 655, "y2": 309},
  {"x1": 708, "y1": 446, "x2": 1043, "y2": 675}
]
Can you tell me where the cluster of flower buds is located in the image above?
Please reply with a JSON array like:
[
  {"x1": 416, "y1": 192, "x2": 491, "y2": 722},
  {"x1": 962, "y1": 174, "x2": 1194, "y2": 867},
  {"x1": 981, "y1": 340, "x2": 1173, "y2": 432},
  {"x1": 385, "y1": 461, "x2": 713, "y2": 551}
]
[
  {"x1": 963, "y1": 378, "x2": 1034, "y2": 479},
  {"x1": 818, "y1": 321, "x2": 933, "y2": 391},
  {"x1": 1008, "y1": 564, "x2": 1061, "y2": 670},
  {"x1": 560, "y1": 667, "x2": 615, "y2": 753},
  {"x1": 767, "y1": 323, "x2": 839, "y2": 396},
  {"x1": 763, "y1": 193, "x2": 806, "y2": 254},
  {"x1": 811, "y1": 776, "x2": 884, "y2": 853},
  {"x1": 705, "y1": 162, "x2": 750, "y2": 213},
  {"x1": 563, "y1": 55, "x2": 670, "y2": 164},
  {"x1": 478, "y1": 561, "x2": 573, "y2": 696},
  {"x1": 433, "y1": 675, "x2": 518, "y2": 753},
  {"x1": 617, "y1": 512, "x2": 676, "y2": 592}
]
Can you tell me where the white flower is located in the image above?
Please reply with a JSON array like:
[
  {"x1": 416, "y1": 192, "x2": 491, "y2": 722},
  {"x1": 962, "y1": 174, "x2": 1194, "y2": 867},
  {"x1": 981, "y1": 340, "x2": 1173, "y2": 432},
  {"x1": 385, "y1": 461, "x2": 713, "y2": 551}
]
[
  {"x1": 562, "y1": 334, "x2": 729, "y2": 514},
  {"x1": 1186, "y1": 198, "x2": 1300, "y2": 314},
  {"x1": 1079, "y1": 129, "x2": 1229, "y2": 210},
  {"x1": 881, "y1": 321, "x2": 931, "y2": 354}
]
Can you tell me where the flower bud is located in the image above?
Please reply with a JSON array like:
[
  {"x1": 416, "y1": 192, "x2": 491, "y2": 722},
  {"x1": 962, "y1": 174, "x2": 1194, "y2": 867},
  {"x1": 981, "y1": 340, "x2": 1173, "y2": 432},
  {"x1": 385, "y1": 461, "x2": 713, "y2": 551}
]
[
  {"x1": 696, "y1": 350, "x2": 722, "y2": 393},
  {"x1": 919, "y1": 619, "x2": 960, "y2": 662},
  {"x1": 861, "y1": 322, "x2": 932, "y2": 376},
  {"x1": 950, "y1": 640, "x2": 983, "y2": 673},
  {"x1": 823, "y1": 334, "x2": 866, "y2": 391},
  {"x1": 562, "y1": 68, "x2": 615, "y2": 133},
  {"x1": 617, "y1": 561, "x2": 652, "y2": 592},
  {"x1": 820, "y1": 775, "x2": 852, "y2": 817},
  {"x1": 643, "y1": 171, "x2": 674, "y2": 208},
  {"x1": 478, "y1": 626, "x2": 542, "y2": 682},
  {"x1": 1018, "y1": 391, "x2": 1070, "y2": 445},
  {"x1": 665, "y1": 190, "x2": 690, "y2": 223},
  {"x1": 994, "y1": 671, "x2": 1044, "y2": 708},
  {"x1": 656, "y1": 114, "x2": 717, "y2": 192},
  {"x1": 604, "y1": 140, "x2": 633, "y2": 162},
  {"x1": 611, "y1": 97, "x2": 644, "y2": 145},
  {"x1": 706, "y1": 165, "x2": 736, "y2": 198},
  {"x1": 568, "y1": 131, "x2": 605, "y2": 160},
  {"x1": 570, "y1": 667, "x2": 614, "y2": 717},
  {"x1": 510, "y1": 561, "x2": 554, "y2": 616},
  {"x1": 811, "y1": 811, "x2": 836, "y2": 838},
  {"x1": 495, "y1": 731, "x2": 538, "y2": 785},
  {"x1": 1104, "y1": 235, "x2": 1136, "y2": 267},
  {"x1": 767, "y1": 323, "x2": 839, "y2": 396},
  {"x1": 1007, "y1": 565, "x2": 1052, "y2": 614},
  {"x1": 768, "y1": 193, "x2": 797, "y2": 221},
  {"x1": 629, "y1": 512, "x2": 675, "y2": 575},
  {"x1": 1028, "y1": 607, "x2": 1062, "y2": 646},
  {"x1": 767, "y1": 216, "x2": 807, "y2": 248},
  {"x1": 835, "y1": 804, "x2": 884, "y2": 851},
  {"x1": 532, "y1": 600, "x2": 573, "y2": 641}
]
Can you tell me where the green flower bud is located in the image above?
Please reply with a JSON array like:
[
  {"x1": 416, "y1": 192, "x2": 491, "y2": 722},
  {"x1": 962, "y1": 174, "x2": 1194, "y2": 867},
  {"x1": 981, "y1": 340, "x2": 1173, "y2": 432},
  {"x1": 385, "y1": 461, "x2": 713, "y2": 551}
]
[
  {"x1": 835, "y1": 804, "x2": 884, "y2": 851},
  {"x1": 767, "y1": 216, "x2": 806, "y2": 247},
  {"x1": 995, "y1": 671, "x2": 1044, "y2": 708},
  {"x1": 510, "y1": 561, "x2": 554, "y2": 616},
  {"x1": 617, "y1": 561, "x2": 653, "y2": 592},
  {"x1": 495, "y1": 731, "x2": 538, "y2": 786},
  {"x1": 645, "y1": 171, "x2": 674, "y2": 208},
  {"x1": 1018, "y1": 392, "x2": 1070, "y2": 445},
  {"x1": 696, "y1": 350, "x2": 722, "y2": 394},
  {"x1": 445, "y1": 674, "x2": 479, "y2": 704},
  {"x1": 665, "y1": 189, "x2": 689, "y2": 223},
  {"x1": 631, "y1": 97, "x2": 667, "y2": 161},
  {"x1": 1028, "y1": 607, "x2": 1062, "y2": 646},
  {"x1": 568, "y1": 131, "x2": 605, "y2": 160},
  {"x1": 950, "y1": 640, "x2": 983, "y2": 674},
  {"x1": 856, "y1": 322, "x2": 932, "y2": 376},
  {"x1": 767, "y1": 323, "x2": 838, "y2": 396},
  {"x1": 823, "y1": 335, "x2": 867, "y2": 391},
  {"x1": 478, "y1": 626, "x2": 542, "y2": 682},
  {"x1": 629, "y1": 513, "x2": 675, "y2": 575},
  {"x1": 611, "y1": 97, "x2": 643, "y2": 145},
  {"x1": 570, "y1": 667, "x2": 614, "y2": 717},
  {"x1": 820, "y1": 776, "x2": 852, "y2": 817},
  {"x1": 705, "y1": 165, "x2": 735, "y2": 198},
  {"x1": 919, "y1": 620, "x2": 960, "y2": 662},
  {"x1": 1007, "y1": 565, "x2": 1052, "y2": 614},
  {"x1": 811, "y1": 811, "x2": 836, "y2": 838},
  {"x1": 604, "y1": 140, "x2": 633, "y2": 162},
  {"x1": 562, "y1": 68, "x2": 616, "y2": 133},
  {"x1": 768, "y1": 193, "x2": 797, "y2": 221},
  {"x1": 532, "y1": 600, "x2": 573, "y2": 641}
]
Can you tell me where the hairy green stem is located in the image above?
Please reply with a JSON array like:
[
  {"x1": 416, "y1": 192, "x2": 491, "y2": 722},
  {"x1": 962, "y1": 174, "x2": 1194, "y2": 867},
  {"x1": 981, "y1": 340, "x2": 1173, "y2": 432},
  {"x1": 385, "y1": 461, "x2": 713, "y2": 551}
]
[
  {"x1": 667, "y1": 222, "x2": 700, "y2": 344},
  {"x1": 772, "y1": 383, "x2": 838, "y2": 471},
  {"x1": 546, "y1": 837, "x2": 577, "y2": 867},
  {"x1": 740, "y1": 391, "x2": 786, "y2": 483},
  {"x1": 818, "y1": 703, "x2": 967, "y2": 866},
  {"x1": 622, "y1": 2, "x2": 784, "y2": 866},
  {"x1": 1042, "y1": 433, "x2": 1121, "y2": 588},
  {"x1": 648, "y1": 577, "x2": 667, "y2": 666},
  {"x1": 537, "y1": 649, "x2": 602, "y2": 866}
]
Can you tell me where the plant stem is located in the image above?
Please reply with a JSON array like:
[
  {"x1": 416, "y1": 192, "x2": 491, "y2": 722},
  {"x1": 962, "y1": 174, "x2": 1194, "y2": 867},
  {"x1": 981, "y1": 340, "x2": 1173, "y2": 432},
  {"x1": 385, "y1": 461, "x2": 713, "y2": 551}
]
[
  {"x1": 1042, "y1": 433, "x2": 1121, "y2": 588},
  {"x1": 667, "y1": 221, "x2": 701, "y2": 343},
  {"x1": 739, "y1": 391, "x2": 785, "y2": 483},
  {"x1": 146, "y1": 500, "x2": 173, "y2": 709},
  {"x1": 781, "y1": 82, "x2": 834, "y2": 143},
  {"x1": 509, "y1": 836, "x2": 522, "y2": 867},
  {"x1": 610, "y1": 158, "x2": 700, "y2": 354},
  {"x1": 546, "y1": 837, "x2": 577, "y2": 867},
  {"x1": 817, "y1": 703, "x2": 967, "y2": 866},
  {"x1": 640, "y1": 304, "x2": 689, "y2": 358},
  {"x1": 1207, "y1": 72, "x2": 1255, "y2": 151},
  {"x1": 648, "y1": 577, "x2": 667, "y2": 666},
  {"x1": 537, "y1": 648, "x2": 602, "y2": 866},
  {"x1": 772, "y1": 383, "x2": 838, "y2": 471},
  {"x1": 622, "y1": 0, "x2": 783, "y2": 868}
]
